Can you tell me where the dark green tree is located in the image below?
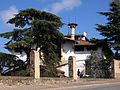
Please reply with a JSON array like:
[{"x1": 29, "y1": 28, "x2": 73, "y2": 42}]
[
  {"x1": 0, "y1": 8, "x2": 64, "y2": 76},
  {"x1": 96, "y1": 1, "x2": 120, "y2": 58},
  {"x1": 0, "y1": 52, "x2": 24, "y2": 75}
]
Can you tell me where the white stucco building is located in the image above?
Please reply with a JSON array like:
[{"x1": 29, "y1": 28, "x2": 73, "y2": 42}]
[
  {"x1": 57, "y1": 23, "x2": 106, "y2": 77},
  {"x1": 7, "y1": 23, "x2": 106, "y2": 78}
]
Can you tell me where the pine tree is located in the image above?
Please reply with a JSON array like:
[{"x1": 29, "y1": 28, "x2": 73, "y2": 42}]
[
  {"x1": 0, "y1": 52, "x2": 24, "y2": 75},
  {"x1": 96, "y1": 1, "x2": 120, "y2": 58},
  {"x1": 0, "y1": 8, "x2": 65, "y2": 76}
]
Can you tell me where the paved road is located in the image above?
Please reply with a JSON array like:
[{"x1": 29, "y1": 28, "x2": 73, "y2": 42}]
[{"x1": 66, "y1": 82, "x2": 120, "y2": 90}]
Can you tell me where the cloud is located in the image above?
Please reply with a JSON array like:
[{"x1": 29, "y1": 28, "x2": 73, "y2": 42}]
[
  {"x1": 44, "y1": 0, "x2": 82, "y2": 14},
  {"x1": 0, "y1": 6, "x2": 18, "y2": 26}
]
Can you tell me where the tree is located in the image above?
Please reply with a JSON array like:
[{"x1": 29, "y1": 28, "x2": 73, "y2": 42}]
[
  {"x1": 96, "y1": 1, "x2": 120, "y2": 58},
  {"x1": 0, "y1": 52, "x2": 24, "y2": 75},
  {"x1": 85, "y1": 51, "x2": 103, "y2": 78},
  {"x1": 89, "y1": 38, "x2": 114, "y2": 78},
  {"x1": 0, "y1": 8, "x2": 65, "y2": 76},
  {"x1": 85, "y1": 50, "x2": 113, "y2": 78}
]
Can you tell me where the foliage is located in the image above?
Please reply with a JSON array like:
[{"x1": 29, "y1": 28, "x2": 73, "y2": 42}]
[
  {"x1": 0, "y1": 8, "x2": 65, "y2": 76},
  {"x1": 85, "y1": 50, "x2": 113, "y2": 78},
  {"x1": 88, "y1": 38, "x2": 114, "y2": 78},
  {"x1": 15, "y1": 69, "x2": 29, "y2": 76},
  {"x1": 40, "y1": 65, "x2": 57, "y2": 77},
  {"x1": 0, "y1": 52, "x2": 25, "y2": 75},
  {"x1": 95, "y1": 1, "x2": 120, "y2": 58}
]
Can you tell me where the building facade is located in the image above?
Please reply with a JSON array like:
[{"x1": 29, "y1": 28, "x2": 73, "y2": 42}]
[
  {"x1": 57, "y1": 23, "x2": 105, "y2": 77},
  {"x1": 8, "y1": 23, "x2": 106, "y2": 78}
]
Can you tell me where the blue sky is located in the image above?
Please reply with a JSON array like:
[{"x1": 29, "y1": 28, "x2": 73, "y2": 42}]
[{"x1": 0, "y1": 0, "x2": 112, "y2": 53}]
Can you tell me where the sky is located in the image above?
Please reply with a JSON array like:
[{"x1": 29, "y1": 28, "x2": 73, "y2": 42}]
[{"x1": 0, "y1": 0, "x2": 113, "y2": 53}]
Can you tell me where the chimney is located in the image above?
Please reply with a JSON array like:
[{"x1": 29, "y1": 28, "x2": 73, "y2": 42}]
[
  {"x1": 68, "y1": 23, "x2": 78, "y2": 40},
  {"x1": 83, "y1": 31, "x2": 87, "y2": 37}
]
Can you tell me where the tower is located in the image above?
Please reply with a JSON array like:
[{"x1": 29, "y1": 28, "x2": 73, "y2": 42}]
[
  {"x1": 83, "y1": 31, "x2": 87, "y2": 37},
  {"x1": 68, "y1": 23, "x2": 78, "y2": 40}
]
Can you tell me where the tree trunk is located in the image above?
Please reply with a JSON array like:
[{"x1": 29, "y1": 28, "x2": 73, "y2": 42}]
[
  {"x1": 31, "y1": 17, "x2": 35, "y2": 31},
  {"x1": 115, "y1": 49, "x2": 118, "y2": 58}
]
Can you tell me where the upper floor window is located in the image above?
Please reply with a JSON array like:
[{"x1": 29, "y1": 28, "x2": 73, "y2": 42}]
[
  {"x1": 74, "y1": 46, "x2": 97, "y2": 51},
  {"x1": 74, "y1": 46, "x2": 84, "y2": 51},
  {"x1": 87, "y1": 46, "x2": 97, "y2": 51}
]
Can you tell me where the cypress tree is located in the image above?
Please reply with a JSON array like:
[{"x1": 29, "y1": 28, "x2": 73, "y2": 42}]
[{"x1": 96, "y1": 1, "x2": 120, "y2": 58}]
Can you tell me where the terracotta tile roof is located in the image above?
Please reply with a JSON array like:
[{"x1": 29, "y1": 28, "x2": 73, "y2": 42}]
[{"x1": 75, "y1": 40, "x2": 95, "y2": 45}]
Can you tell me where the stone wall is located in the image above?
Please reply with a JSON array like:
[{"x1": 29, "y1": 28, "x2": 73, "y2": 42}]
[
  {"x1": 0, "y1": 76, "x2": 35, "y2": 86},
  {"x1": 0, "y1": 76, "x2": 73, "y2": 86},
  {"x1": 0, "y1": 76, "x2": 117, "y2": 86}
]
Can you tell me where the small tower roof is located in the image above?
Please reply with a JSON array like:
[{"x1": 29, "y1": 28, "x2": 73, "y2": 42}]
[{"x1": 68, "y1": 23, "x2": 78, "y2": 26}]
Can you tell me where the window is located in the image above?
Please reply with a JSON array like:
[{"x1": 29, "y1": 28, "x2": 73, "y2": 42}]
[
  {"x1": 75, "y1": 46, "x2": 84, "y2": 51},
  {"x1": 75, "y1": 42, "x2": 78, "y2": 45},
  {"x1": 87, "y1": 46, "x2": 97, "y2": 51}
]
